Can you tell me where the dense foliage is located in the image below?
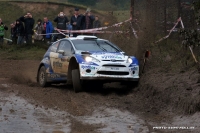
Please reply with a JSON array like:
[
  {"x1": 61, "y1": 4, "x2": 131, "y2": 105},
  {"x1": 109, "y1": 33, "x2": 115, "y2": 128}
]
[{"x1": 180, "y1": 1, "x2": 200, "y2": 47}]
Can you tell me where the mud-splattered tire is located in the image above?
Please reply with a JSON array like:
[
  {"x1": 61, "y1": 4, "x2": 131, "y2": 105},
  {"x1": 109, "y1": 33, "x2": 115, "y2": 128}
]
[
  {"x1": 38, "y1": 66, "x2": 49, "y2": 87},
  {"x1": 72, "y1": 69, "x2": 82, "y2": 93}
]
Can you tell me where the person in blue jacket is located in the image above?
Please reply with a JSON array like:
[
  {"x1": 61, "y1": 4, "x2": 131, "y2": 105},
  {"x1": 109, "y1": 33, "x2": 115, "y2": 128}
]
[{"x1": 43, "y1": 17, "x2": 54, "y2": 44}]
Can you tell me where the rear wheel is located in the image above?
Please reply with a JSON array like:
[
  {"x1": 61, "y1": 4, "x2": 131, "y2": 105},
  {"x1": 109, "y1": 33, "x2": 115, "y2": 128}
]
[
  {"x1": 72, "y1": 69, "x2": 83, "y2": 93},
  {"x1": 38, "y1": 66, "x2": 49, "y2": 87}
]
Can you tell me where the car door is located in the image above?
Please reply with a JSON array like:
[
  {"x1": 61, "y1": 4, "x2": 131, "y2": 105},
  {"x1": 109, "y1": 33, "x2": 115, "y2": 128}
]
[
  {"x1": 56, "y1": 40, "x2": 75, "y2": 75},
  {"x1": 49, "y1": 41, "x2": 61, "y2": 74}
]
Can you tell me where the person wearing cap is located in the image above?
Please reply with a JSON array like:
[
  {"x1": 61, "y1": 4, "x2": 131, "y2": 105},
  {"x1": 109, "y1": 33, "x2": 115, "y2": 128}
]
[
  {"x1": 83, "y1": 8, "x2": 95, "y2": 30},
  {"x1": 19, "y1": 12, "x2": 35, "y2": 44},
  {"x1": 54, "y1": 12, "x2": 69, "y2": 40},
  {"x1": 0, "y1": 18, "x2": 8, "y2": 44},
  {"x1": 34, "y1": 19, "x2": 44, "y2": 42},
  {"x1": 70, "y1": 8, "x2": 84, "y2": 37}
]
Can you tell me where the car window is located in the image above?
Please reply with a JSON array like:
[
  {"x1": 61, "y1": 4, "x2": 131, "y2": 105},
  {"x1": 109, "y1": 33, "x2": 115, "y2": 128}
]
[
  {"x1": 50, "y1": 41, "x2": 59, "y2": 52},
  {"x1": 72, "y1": 40, "x2": 121, "y2": 52},
  {"x1": 57, "y1": 41, "x2": 74, "y2": 56}
]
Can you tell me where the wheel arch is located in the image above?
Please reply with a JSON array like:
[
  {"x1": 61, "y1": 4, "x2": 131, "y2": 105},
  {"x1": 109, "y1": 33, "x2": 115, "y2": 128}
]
[
  {"x1": 67, "y1": 57, "x2": 79, "y2": 83},
  {"x1": 37, "y1": 63, "x2": 46, "y2": 82}
]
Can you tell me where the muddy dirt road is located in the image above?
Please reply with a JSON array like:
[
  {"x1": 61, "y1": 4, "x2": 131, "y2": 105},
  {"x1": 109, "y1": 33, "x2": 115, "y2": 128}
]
[{"x1": 0, "y1": 60, "x2": 199, "y2": 133}]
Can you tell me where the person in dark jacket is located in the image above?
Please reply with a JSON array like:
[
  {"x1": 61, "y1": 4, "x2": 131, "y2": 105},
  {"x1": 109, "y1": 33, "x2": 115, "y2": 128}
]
[
  {"x1": 82, "y1": 8, "x2": 95, "y2": 30},
  {"x1": 70, "y1": 8, "x2": 84, "y2": 37},
  {"x1": 15, "y1": 19, "x2": 25, "y2": 45},
  {"x1": 43, "y1": 17, "x2": 54, "y2": 43},
  {"x1": 0, "y1": 18, "x2": 8, "y2": 44},
  {"x1": 54, "y1": 12, "x2": 69, "y2": 40},
  {"x1": 93, "y1": 16, "x2": 101, "y2": 36},
  {"x1": 19, "y1": 12, "x2": 35, "y2": 44},
  {"x1": 10, "y1": 23, "x2": 17, "y2": 44},
  {"x1": 93, "y1": 16, "x2": 101, "y2": 28}
]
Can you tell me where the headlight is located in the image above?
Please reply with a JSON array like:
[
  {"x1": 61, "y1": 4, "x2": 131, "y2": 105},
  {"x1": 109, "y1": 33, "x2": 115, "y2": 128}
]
[
  {"x1": 127, "y1": 58, "x2": 133, "y2": 64},
  {"x1": 85, "y1": 56, "x2": 92, "y2": 62},
  {"x1": 84, "y1": 56, "x2": 100, "y2": 62}
]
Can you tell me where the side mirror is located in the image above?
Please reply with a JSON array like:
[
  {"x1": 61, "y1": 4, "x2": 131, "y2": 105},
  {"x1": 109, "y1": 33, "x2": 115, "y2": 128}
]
[
  {"x1": 121, "y1": 52, "x2": 125, "y2": 55},
  {"x1": 145, "y1": 50, "x2": 150, "y2": 58},
  {"x1": 58, "y1": 50, "x2": 64, "y2": 55}
]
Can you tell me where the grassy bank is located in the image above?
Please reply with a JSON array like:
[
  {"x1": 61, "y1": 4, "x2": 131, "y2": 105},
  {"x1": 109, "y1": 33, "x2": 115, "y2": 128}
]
[{"x1": 0, "y1": 43, "x2": 47, "y2": 60}]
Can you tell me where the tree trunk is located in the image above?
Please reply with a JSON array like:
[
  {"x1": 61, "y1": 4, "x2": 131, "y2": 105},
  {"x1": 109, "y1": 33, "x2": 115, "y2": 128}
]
[{"x1": 130, "y1": 0, "x2": 134, "y2": 21}]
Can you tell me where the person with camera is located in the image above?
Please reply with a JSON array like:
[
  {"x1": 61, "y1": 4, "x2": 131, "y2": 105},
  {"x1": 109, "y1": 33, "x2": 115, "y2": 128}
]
[
  {"x1": 54, "y1": 12, "x2": 69, "y2": 40},
  {"x1": 19, "y1": 12, "x2": 35, "y2": 44},
  {"x1": 83, "y1": 8, "x2": 95, "y2": 30},
  {"x1": 0, "y1": 18, "x2": 8, "y2": 44}
]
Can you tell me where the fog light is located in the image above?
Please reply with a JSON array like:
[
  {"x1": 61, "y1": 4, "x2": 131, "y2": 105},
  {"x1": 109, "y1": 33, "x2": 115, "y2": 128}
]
[
  {"x1": 132, "y1": 71, "x2": 135, "y2": 74},
  {"x1": 86, "y1": 69, "x2": 91, "y2": 73}
]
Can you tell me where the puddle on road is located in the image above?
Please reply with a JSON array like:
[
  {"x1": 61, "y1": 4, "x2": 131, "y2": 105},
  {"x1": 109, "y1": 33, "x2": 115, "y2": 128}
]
[
  {"x1": 0, "y1": 92, "x2": 71, "y2": 133},
  {"x1": 0, "y1": 83, "x2": 149, "y2": 133},
  {"x1": 77, "y1": 107, "x2": 149, "y2": 133}
]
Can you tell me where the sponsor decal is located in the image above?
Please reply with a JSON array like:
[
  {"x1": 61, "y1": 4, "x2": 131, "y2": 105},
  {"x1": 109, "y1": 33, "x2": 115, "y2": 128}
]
[
  {"x1": 101, "y1": 55, "x2": 122, "y2": 60},
  {"x1": 81, "y1": 62, "x2": 99, "y2": 66},
  {"x1": 53, "y1": 61, "x2": 62, "y2": 68},
  {"x1": 130, "y1": 67, "x2": 137, "y2": 71},
  {"x1": 81, "y1": 65, "x2": 96, "y2": 70},
  {"x1": 91, "y1": 52, "x2": 122, "y2": 55},
  {"x1": 49, "y1": 74, "x2": 61, "y2": 78}
]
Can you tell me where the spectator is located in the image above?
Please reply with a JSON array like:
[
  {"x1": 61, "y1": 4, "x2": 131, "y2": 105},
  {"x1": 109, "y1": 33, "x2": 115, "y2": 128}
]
[
  {"x1": 19, "y1": 12, "x2": 35, "y2": 44},
  {"x1": 83, "y1": 8, "x2": 95, "y2": 30},
  {"x1": 93, "y1": 16, "x2": 101, "y2": 28},
  {"x1": 34, "y1": 19, "x2": 44, "y2": 42},
  {"x1": 54, "y1": 12, "x2": 69, "y2": 40},
  {"x1": 10, "y1": 23, "x2": 17, "y2": 44},
  {"x1": 66, "y1": 23, "x2": 72, "y2": 37},
  {"x1": 43, "y1": 17, "x2": 54, "y2": 43},
  {"x1": 70, "y1": 8, "x2": 84, "y2": 37},
  {"x1": 93, "y1": 16, "x2": 101, "y2": 36},
  {"x1": 15, "y1": 19, "x2": 25, "y2": 45},
  {"x1": 0, "y1": 18, "x2": 8, "y2": 44}
]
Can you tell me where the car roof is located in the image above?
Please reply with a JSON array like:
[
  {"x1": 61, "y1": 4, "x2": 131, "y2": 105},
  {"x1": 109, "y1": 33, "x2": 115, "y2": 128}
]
[{"x1": 62, "y1": 35, "x2": 107, "y2": 41}]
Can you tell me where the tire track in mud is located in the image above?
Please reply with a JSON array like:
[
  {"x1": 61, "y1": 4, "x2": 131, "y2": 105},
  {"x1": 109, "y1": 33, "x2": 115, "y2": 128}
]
[{"x1": 0, "y1": 60, "x2": 200, "y2": 133}]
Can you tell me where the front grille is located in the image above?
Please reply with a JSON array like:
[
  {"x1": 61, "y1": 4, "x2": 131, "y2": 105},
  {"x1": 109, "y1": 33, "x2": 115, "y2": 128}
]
[
  {"x1": 102, "y1": 60, "x2": 125, "y2": 62},
  {"x1": 97, "y1": 71, "x2": 129, "y2": 75},
  {"x1": 103, "y1": 64, "x2": 126, "y2": 67}
]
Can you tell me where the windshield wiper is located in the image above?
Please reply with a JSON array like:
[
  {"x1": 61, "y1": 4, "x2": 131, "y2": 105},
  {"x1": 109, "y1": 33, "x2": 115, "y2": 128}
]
[
  {"x1": 104, "y1": 41, "x2": 120, "y2": 52},
  {"x1": 95, "y1": 41, "x2": 107, "y2": 52}
]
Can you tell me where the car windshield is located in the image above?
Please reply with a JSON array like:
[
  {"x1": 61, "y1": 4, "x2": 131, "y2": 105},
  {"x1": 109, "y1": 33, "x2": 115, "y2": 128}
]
[{"x1": 72, "y1": 40, "x2": 121, "y2": 52}]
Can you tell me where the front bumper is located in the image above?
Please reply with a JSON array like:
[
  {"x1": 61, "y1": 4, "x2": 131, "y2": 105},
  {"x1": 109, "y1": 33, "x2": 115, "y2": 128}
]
[{"x1": 79, "y1": 64, "x2": 139, "y2": 81}]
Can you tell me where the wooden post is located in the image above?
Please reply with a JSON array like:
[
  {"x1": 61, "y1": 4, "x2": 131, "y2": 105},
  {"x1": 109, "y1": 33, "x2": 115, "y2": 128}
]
[{"x1": 130, "y1": 0, "x2": 134, "y2": 21}]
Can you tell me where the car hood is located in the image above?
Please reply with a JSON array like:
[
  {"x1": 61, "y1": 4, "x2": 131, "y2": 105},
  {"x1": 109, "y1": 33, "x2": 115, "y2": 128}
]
[{"x1": 88, "y1": 52, "x2": 127, "y2": 61}]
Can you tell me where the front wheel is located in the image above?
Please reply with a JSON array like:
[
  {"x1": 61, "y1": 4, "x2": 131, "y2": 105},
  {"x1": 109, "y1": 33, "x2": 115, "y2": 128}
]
[
  {"x1": 38, "y1": 66, "x2": 49, "y2": 87},
  {"x1": 72, "y1": 69, "x2": 83, "y2": 93}
]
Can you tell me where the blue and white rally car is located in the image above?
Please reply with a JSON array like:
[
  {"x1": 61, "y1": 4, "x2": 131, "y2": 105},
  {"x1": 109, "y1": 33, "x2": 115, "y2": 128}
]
[{"x1": 37, "y1": 35, "x2": 139, "y2": 92}]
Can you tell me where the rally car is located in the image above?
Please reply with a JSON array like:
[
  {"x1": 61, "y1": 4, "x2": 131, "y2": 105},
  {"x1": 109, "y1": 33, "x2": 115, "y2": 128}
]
[{"x1": 37, "y1": 35, "x2": 139, "y2": 92}]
